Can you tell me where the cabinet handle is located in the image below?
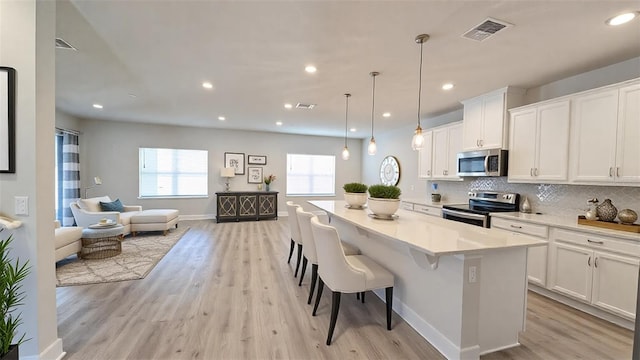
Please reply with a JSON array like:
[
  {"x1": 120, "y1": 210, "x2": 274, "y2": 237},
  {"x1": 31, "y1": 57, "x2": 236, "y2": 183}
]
[
  {"x1": 616, "y1": 167, "x2": 620, "y2": 177},
  {"x1": 421, "y1": 207, "x2": 430, "y2": 212},
  {"x1": 480, "y1": 139, "x2": 484, "y2": 147},
  {"x1": 534, "y1": 168, "x2": 539, "y2": 176},
  {"x1": 588, "y1": 256, "x2": 591, "y2": 266},
  {"x1": 476, "y1": 139, "x2": 480, "y2": 147},
  {"x1": 587, "y1": 239, "x2": 604, "y2": 245},
  {"x1": 530, "y1": 168, "x2": 534, "y2": 177},
  {"x1": 427, "y1": 170, "x2": 431, "y2": 176},
  {"x1": 443, "y1": 170, "x2": 447, "y2": 176},
  {"x1": 510, "y1": 225, "x2": 523, "y2": 229},
  {"x1": 595, "y1": 257, "x2": 599, "y2": 268},
  {"x1": 609, "y1": 167, "x2": 613, "y2": 177}
]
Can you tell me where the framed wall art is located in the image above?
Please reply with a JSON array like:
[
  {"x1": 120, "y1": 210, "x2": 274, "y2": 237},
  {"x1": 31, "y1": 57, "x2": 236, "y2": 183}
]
[
  {"x1": 0, "y1": 67, "x2": 16, "y2": 173},
  {"x1": 248, "y1": 155, "x2": 267, "y2": 165},
  {"x1": 247, "y1": 167, "x2": 263, "y2": 184},
  {"x1": 224, "y1": 152, "x2": 245, "y2": 175}
]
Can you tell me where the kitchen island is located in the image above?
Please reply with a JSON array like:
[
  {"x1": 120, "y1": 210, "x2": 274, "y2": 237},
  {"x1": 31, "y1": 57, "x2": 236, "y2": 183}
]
[{"x1": 309, "y1": 200, "x2": 546, "y2": 360}]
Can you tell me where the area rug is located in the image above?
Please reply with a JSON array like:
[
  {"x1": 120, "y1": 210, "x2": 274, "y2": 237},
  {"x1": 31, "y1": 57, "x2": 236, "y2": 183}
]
[{"x1": 56, "y1": 226, "x2": 190, "y2": 286}]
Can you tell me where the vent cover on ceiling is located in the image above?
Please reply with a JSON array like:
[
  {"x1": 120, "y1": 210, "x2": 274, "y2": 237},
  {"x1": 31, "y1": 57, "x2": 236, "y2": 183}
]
[
  {"x1": 462, "y1": 18, "x2": 512, "y2": 42},
  {"x1": 55, "y1": 38, "x2": 77, "y2": 50},
  {"x1": 296, "y1": 103, "x2": 316, "y2": 109}
]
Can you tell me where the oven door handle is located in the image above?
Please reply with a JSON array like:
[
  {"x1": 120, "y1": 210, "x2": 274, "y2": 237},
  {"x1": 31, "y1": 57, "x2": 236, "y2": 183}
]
[{"x1": 442, "y1": 208, "x2": 488, "y2": 227}]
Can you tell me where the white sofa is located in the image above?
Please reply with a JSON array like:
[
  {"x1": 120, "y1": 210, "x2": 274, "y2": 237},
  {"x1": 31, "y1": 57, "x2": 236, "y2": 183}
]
[
  {"x1": 55, "y1": 220, "x2": 83, "y2": 262},
  {"x1": 70, "y1": 196, "x2": 179, "y2": 236}
]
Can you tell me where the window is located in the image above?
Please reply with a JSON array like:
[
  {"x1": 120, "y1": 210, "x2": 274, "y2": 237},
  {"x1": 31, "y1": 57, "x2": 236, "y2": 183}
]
[
  {"x1": 286, "y1": 154, "x2": 335, "y2": 196},
  {"x1": 139, "y1": 148, "x2": 208, "y2": 197}
]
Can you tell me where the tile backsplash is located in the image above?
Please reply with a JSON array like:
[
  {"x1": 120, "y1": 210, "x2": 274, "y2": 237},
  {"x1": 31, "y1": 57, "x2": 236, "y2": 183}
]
[{"x1": 429, "y1": 178, "x2": 640, "y2": 220}]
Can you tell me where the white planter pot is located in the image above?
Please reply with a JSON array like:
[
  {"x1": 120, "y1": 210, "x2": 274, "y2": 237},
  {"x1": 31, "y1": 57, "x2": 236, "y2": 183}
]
[
  {"x1": 368, "y1": 197, "x2": 400, "y2": 219},
  {"x1": 344, "y1": 192, "x2": 368, "y2": 208}
]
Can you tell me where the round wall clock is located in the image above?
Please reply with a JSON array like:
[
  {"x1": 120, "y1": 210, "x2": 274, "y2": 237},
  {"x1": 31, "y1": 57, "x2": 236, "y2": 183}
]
[{"x1": 379, "y1": 156, "x2": 401, "y2": 186}]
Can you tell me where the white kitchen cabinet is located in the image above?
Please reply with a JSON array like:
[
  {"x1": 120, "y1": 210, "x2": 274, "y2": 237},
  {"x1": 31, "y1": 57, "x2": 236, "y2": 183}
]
[
  {"x1": 432, "y1": 122, "x2": 462, "y2": 181},
  {"x1": 570, "y1": 80, "x2": 640, "y2": 185},
  {"x1": 461, "y1": 87, "x2": 525, "y2": 151},
  {"x1": 508, "y1": 100, "x2": 570, "y2": 182},
  {"x1": 548, "y1": 228, "x2": 640, "y2": 320},
  {"x1": 491, "y1": 217, "x2": 548, "y2": 287},
  {"x1": 413, "y1": 204, "x2": 442, "y2": 217},
  {"x1": 417, "y1": 130, "x2": 433, "y2": 179}
]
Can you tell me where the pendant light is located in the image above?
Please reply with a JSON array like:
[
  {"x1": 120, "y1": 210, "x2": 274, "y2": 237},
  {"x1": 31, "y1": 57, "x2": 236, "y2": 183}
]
[
  {"x1": 368, "y1": 71, "x2": 379, "y2": 156},
  {"x1": 341, "y1": 93, "x2": 351, "y2": 160},
  {"x1": 411, "y1": 34, "x2": 430, "y2": 151}
]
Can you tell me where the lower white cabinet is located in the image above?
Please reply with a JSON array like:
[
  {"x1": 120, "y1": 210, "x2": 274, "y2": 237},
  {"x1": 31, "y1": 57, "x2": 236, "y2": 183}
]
[
  {"x1": 548, "y1": 228, "x2": 640, "y2": 320},
  {"x1": 413, "y1": 204, "x2": 442, "y2": 217},
  {"x1": 491, "y1": 217, "x2": 548, "y2": 287}
]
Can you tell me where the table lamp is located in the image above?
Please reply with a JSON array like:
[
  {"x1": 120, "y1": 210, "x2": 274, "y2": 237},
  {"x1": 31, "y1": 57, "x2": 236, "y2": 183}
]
[
  {"x1": 220, "y1": 167, "x2": 235, "y2": 191},
  {"x1": 84, "y1": 176, "x2": 102, "y2": 198}
]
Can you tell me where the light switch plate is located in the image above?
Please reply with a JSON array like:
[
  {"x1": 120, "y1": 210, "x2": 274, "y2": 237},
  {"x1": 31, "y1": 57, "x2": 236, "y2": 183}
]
[{"x1": 15, "y1": 196, "x2": 28, "y2": 216}]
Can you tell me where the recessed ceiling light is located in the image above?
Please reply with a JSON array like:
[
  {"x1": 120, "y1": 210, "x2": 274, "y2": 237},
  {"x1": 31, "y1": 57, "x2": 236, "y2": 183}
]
[
  {"x1": 284, "y1": 103, "x2": 293, "y2": 109},
  {"x1": 442, "y1": 83, "x2": 455, "y2": 90},
  {"x1": 276, "y1": 121, "x2": 283, "y2": 126},
  {"x1": 382, "y1": 112, "x2": 391, "y2": 118},
  {"x1": 128, "y1": 93, "x2": 137, "y2": 98},
  {"x1": 92, "y1": 104, "x2": 103, "y2": 109},
  {"x1": 218, "y1": 116, "x2": 226, "y2": 121},
  {"x1": 305, "y1": 65, "x2": 317, "y2": 73},
  {"x1": 202, "y1": 82, "x2": 213, "y2": 89},
  {"x1": 350, "y1": 128, "x2": 357, "y2": 132},
  {"x1": 606, "y1": 11, "x2": 639, "y2": 26}
]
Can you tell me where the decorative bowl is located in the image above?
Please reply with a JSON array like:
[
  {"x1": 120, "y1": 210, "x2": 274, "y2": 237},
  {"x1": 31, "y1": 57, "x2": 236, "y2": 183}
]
[
  {"x1": 344, "y1": 192, "x2": 367, "y2": 209},
  {"x1": 368, "y1": 197, "x2": 400, "y2": 219},
  {"x1": 618, "y1": 209, "x2": 638, "y2": 225}
]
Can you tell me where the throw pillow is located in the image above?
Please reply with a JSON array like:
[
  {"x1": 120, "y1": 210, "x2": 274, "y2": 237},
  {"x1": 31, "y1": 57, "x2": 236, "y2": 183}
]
[{"x1": 100, "y1": 198, "x2": 124, "y2": 212}]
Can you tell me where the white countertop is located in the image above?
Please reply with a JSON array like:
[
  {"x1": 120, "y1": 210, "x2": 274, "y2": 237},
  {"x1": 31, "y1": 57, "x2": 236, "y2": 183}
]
[
  {"x1": 309, "y1": 200, "x2": 546, "y2": 257},
  {"x1": 491, "y1": 212, "x2": 640, "y2": 241},
  {"x1": 401, "y1": 197, "x2": 465, "y2": 208}
]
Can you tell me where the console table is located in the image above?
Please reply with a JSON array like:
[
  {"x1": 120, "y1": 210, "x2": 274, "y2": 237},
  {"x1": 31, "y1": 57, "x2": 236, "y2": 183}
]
[{"x1": 215, "y1": 191, "x2": 278, "y2": 223}]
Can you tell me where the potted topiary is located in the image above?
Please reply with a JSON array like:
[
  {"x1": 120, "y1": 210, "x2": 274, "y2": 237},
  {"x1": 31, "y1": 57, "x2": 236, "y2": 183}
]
[
  {"x1": 368, "y1": 184, "x2": 402, "y2": 219},
  {"x1": 0, "y1": 229, "x2": 30, "y2": 360},
  {"x1": 343, "y1": 182, "x2": 368, "y2": 209}
]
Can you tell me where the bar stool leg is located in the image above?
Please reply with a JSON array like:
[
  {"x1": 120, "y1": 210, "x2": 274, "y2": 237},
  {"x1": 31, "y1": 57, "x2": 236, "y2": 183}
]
[
  {"x1": 326, "y1": 291, "x2": 342, "y2": 345},
  {"x1": 361, "y1": 291, "x2": 365, "y2": 303},
  {"x1": 287, "y1": 239, "x2": 295, "y2": 264},
  {"x1": 298, "y1": 256, "x2": 308, "y2": 286},
  {"x1": 386, "y1": 287, "x2": 393, "y2": 330},
  {"x1": 307, "y1": 264, "x2": 318, "y2": 304},
  {"x1": 294, "y1": 244, "x2": 303, "y2": 277},
  {"x1": 313, "y1": 278, "x2": 324, "y2": 316}
]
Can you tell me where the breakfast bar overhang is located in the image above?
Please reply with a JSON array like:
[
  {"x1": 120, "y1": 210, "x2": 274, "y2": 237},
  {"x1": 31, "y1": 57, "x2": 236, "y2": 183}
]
[{"x1": 309, "y1": 200, "x2": 546, "y2": 360}]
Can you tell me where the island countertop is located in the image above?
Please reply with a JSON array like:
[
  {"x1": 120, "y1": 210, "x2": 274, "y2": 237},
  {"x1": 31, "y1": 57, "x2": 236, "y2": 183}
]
[{"x1": 309, "y1": 200, "x2": 546, "y2": 257}]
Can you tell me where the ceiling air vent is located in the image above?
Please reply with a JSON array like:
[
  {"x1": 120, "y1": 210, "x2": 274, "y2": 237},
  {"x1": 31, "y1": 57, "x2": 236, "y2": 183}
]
[
  {"x1": 295, "y1": 103, "x2": 316, "y2": 110},
  {"x1": 55, "y1": 38, "x2": 77, "y2": 51},
  {"x1": 462, "y1": 17, "x2": 512, "y2": 42}
]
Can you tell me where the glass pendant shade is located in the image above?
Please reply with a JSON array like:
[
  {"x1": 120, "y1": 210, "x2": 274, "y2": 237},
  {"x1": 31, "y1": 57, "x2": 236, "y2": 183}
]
[
  {"x1": 368, "y1": 137, "x2": 377, "y2": 155},
  {"x1": 342, "y1": 146, "x2": 350, "y2": 160},
  {"x1": 411, "y1": 126, "x2": 424, "y2": 150}
]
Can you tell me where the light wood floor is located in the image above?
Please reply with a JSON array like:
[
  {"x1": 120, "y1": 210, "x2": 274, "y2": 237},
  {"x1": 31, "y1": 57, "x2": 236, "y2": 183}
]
[{"x1": 57, "y1": 220, "x2": 633, "y2": 360}]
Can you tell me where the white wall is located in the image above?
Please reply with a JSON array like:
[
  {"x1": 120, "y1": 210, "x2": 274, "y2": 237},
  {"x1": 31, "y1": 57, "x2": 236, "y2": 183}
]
[
  {"x1": 69, "y1": 118, "x2": 363, "y2": 216},
  {"x1": 0, "y1": 1, "x2": 62, "y2": 359}
]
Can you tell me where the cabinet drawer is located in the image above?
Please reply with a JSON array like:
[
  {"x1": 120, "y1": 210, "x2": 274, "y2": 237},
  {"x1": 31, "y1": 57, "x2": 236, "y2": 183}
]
[
  {"x1": 492, "y1": 217, "x2": 549, "y2": 238},
  {"x1": 414, "y1": 205, "x2": 442, "y2": 217},
  {"x1": 401, "y1": 202, "x2": 415, "y2": 211},
  {"x1": 553, "y1": 228, "x2": 640, "y2": 257}
]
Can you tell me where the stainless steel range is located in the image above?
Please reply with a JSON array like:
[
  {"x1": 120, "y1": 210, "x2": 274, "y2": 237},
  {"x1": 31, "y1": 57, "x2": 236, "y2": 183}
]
[{"x1": 442, "y1": 191, "x2": 520, "y2": 228}]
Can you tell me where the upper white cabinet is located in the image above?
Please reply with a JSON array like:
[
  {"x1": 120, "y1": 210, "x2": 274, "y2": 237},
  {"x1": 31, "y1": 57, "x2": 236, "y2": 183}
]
[
  {"x1": 569, "y1": 80, "x2": 640, "y2": 185},
  {"x1": 432, "y1": 122, "x2": 463, "y2": 180},
  {"x1": 508, "y1": 100, "x2": 570, "y2": 182},
  {"x1": 417, "y1": 130, "x2": 433, "y2": 179},
  {"x1": 461, "y1": 87, "x2": 525, "y2": 151}
]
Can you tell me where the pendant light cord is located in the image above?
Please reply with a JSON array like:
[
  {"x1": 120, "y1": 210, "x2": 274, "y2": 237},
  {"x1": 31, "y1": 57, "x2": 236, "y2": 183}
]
[
  {"x1": 344, "y1": 94, "x2": 350, "y2": 147},
  {"x1": 370, "y1": 73, "x2": 377, "y2": 138},
  {"x1": 417, "y1": 40, "x2": 424, "y2": 128}
]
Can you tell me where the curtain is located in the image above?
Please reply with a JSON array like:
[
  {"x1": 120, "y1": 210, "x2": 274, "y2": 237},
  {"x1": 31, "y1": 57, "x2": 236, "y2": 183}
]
[{"x1": 61, "y1": 132, "x2": 80, "y2": 226}]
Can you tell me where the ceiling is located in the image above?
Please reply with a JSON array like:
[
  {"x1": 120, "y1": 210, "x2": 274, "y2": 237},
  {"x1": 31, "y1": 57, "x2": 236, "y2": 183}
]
[{"x1": 55, "y1": 1, "x2": 640, "y2": 139}]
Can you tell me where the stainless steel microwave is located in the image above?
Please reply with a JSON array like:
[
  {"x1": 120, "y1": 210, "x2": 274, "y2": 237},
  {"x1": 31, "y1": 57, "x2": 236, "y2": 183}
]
[{"x1": 457, "y1": 149, "x2": 508, "y2": 177}]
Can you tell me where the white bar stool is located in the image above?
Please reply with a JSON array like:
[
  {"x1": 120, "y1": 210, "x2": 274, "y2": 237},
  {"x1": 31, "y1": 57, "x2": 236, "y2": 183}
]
[{"x1": 286, "y1": 201, "x2": 303, "y2": 277}]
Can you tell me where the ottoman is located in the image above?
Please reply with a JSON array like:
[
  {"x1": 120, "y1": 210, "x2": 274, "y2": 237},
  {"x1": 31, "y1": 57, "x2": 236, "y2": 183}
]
[
  {"x1": 81, "y1": 225, "x2": 125, "y2": 259},
  {"x1": 130, "y1": 209, "x2": 179, "y2": 236}
]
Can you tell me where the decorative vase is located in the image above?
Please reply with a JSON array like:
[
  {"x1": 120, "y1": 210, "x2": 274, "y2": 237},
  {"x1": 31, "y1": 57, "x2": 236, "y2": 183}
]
[
  {"x1": 520, "y1": 196, "x2": 532, "y2": 213},
  {"x1": 265, "y1": 184, "x2": 270, "y2": 192},
  {"x1": 368, "y1": 197, "x2": 400, "y2": 219},
  {"x1": 618, "y1": 209, "x2": 638, "y2": 225},
  {"x1": 596, "y1": 199, "x2": 618, "y2": 222},
  {"x1": 344, "y1": 192, "x2": 367, "y2": 209},
  {"x1": 431, "y1": 193, "x2": 441, "y2": 203},
  {"x1": 0, "y1": 344, "x2": 19, "y2": 360}
]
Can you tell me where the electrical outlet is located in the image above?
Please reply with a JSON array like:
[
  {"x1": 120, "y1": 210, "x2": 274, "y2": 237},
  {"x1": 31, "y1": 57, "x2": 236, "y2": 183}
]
[
  {"x1": 469, "y1": 266, "x2": 477, "y2": 283},
  {"x1": 15, "y1": 196, "x2": 28, "y2": 216}
]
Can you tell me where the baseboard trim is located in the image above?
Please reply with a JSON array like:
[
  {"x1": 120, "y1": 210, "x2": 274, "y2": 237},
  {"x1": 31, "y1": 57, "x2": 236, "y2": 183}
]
[
  {"x1": 21, "y1": 338, "x2": 64, "y2": 360},
  {"x1": 178, "y1": 214, "x2": 215, "y2": 221},
  {"x1": 529, "y1": 284, "x2": 634, "y2": 330}
]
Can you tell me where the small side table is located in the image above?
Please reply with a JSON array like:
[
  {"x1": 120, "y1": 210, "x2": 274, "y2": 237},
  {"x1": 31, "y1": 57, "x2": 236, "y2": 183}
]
[{"x1": 81, "y1": 225, "x2": 125, "y2": 260}]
